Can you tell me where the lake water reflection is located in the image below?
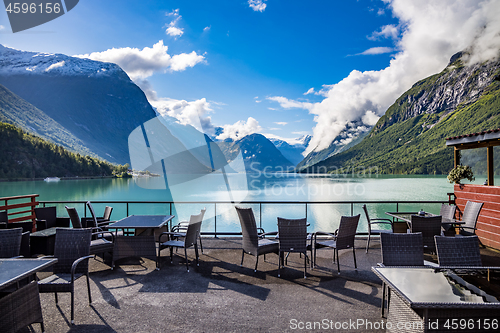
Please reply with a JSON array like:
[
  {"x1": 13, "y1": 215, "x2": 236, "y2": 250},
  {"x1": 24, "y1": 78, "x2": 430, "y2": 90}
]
[{"x1": 0, "y1": 174, "x2": 462, "y2": 234}]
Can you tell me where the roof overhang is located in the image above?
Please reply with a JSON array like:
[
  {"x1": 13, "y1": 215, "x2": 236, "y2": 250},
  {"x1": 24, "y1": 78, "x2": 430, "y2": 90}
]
[{"x1": 446, "y1": 129, "x2": 500, "y2": 150}]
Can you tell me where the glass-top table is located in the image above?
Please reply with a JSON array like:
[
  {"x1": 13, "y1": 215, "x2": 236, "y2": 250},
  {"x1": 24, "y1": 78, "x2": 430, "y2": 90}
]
[
  {"x1": 372, "y1": 267, "x2": 500, "y2": 332},
  {"x1": 0, "y1": 258, "x2": 58, "y2": 289}
]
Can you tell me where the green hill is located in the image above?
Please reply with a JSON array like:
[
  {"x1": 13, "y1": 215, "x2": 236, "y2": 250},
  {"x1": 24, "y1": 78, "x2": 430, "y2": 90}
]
[
  {"x1": 0, "y1": 122, "x2": 128, "y2": 179},
  {"x1": 300, "y1": 54, "x2": 500, "y2": 175}
]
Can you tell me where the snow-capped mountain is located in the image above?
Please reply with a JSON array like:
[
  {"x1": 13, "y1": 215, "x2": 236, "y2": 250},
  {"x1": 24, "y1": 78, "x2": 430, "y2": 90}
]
[
  {"x1": 0, "y1": 44, "x2": 155, "y2": 164},
  {"x1": 268, "y1": 135, "x2": 311, "y2": 166},
  {"x1": 0, "y1": 45, "x2": 125, "y2": 79}
]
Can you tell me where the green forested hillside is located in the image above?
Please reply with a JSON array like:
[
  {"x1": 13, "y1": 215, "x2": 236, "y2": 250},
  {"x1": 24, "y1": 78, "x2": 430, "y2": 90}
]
[
  {"x1": 0, "y1": 122, "x2": 128, "y2": 179},
  {"x1": 300, "y1": 56, "x2": 500, "y2": 175}
]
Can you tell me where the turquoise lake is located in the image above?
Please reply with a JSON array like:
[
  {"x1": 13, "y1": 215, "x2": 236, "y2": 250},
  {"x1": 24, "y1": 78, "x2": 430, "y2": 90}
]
[{"x1": 1, "y1": 174, "x2": 491, "y2": 234}]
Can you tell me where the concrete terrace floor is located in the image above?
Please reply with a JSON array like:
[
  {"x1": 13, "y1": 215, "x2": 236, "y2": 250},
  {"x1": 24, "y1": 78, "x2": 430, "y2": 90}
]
[{"x1": 20, "y1": 238, "x2": 500, "y2": 333}]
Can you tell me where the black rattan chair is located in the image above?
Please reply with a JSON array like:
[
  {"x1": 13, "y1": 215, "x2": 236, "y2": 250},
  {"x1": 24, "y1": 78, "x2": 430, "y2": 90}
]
[
  {"x1": 236, "y1": 207, "x2": 279, "y2": 273},
  {"x1": 457, "y1": 201, "x2": 483, "y2": 237},
  {"x1": 379, "y1": 232, "x2": 424, "y2": 318},
  {"x1": 410, "y1": 215, "x2": 442, "y2": 252},
  {"x1": 434, "y1": 235, "x2": 482, "y2": 267},
  {"x1": 363, "y1": 204, "x2": 393, "y2": 253},
  {"x1": 65, "y1": 206, "x2": 115, "y2": 269},
  {"x1": 171, "y1": 208, "x2": 206, "y2": 254},
  {"x1": 277, "y1": 217, "x2": 309, "y2": 278},
  {"x1": 0, "y1": 227, "x2": 22, "y2": 258},
  {"x1": 38, "y1": 228, "x2": 93, "y2": 325},
  {"x1": 157, "y1": 211, "x2": 204, "y2": 271},
  {"x1": 34, "y1": 206, "x2": 70, "y2": 230},
  {"x1": 313, "y1": 214, "x2": 360, "y2": 274}
]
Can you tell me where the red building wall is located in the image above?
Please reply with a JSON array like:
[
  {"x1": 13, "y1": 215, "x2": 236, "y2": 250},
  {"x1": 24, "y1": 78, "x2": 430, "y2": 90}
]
[{"x1": 454, "y1": 184, "x2": 500, "y2": 250}]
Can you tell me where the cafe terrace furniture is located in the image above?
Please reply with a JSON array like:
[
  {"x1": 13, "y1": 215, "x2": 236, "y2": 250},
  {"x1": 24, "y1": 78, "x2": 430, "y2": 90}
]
[
  {"x1": 0, "y1": 228, "x2": 22, "y2": 258},
  {"x1": 363, "y1": 204, "x2": 393, "y2": 253},
  {"x1": 440, "y1": 204, "x2": 457, "y2": 236},
  {"x1": 0, "y1": 258, "x2": 58, "y2": 333},
  {"x1": 457, "y1": 201, "x2": 483, "y2": 237},
  {"x1": 410, "y1": 215, "x2": 442, "y2": 253},
  {"x1": 277, "y1": 217, "x2": 309, "y2": 278},
  {"x1": 313, "y1": 214, "x2": 360, "y2": 274},
  {"x1": 157, "y1": 211, "x2": 203, "y2": 271},
  {"x1": 38, "y1": 228, "x2": 93, "y2": 325},
  {"x1": 236, "y1": 206, "x2": 279, "y2": 273},
  {"x1": 109, "y1": 215, "x2": 173, "y2": 268},
  {"x1": 34, "y1": 206, "x2": 70, "y2": 230},
  {"x1": 379, "y1": 232, "x2": 424, "y2": 318},
  {"x1": 30, "y1": 227, "x2": 60, "y2": 256},
  {"x1": 171, "y1": 208, "x2": 206, "y2": 254},
  {"x1": 66, "y1": 207, "x2": 116, "y2": 269},
  {"x1": 0, "y1": 212, "x2": 31, "y2": 257},
  {"x1": 372, "y1": 266, "x2": 500, "y2": 333},
  {"x1": 434, "y1": 235, "x2": 482, "y2": 267}
]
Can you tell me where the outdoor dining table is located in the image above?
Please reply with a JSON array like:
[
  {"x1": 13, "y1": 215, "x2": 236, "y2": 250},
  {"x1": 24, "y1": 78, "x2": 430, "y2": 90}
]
[
  {"x1": 372, "y1": 266, "x2": 500, "y2": 332},
  {"x1": 109, "y1": 215, "x2": 174, "y2": 268},
  {"x1": 385, "y1": 212, "x2": 464, "y2": 230},
  {"x1": 0, "y1": 258, "x2": 58, "y2": 333}
]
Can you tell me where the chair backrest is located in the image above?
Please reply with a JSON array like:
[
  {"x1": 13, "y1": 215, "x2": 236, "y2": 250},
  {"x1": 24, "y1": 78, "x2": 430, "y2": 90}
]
[
  {"x1": 103, "y1": 206, "x2": 113, "y2": 221},
  {"x1": 462, "y1": 201, "x2": 483, "y2": 231},
  {"x1": 380, "y1": 232, "x2": 424, "y2": 266},
  {"x1": 0, "y1": 227, "x2": 22, "y2": 258},
  {"x1": 86, "y1": 202, "x2": 99, "y2": 228},
  {"x1": 65, "y1": 206, "x2": 83, "y2": 229},
  {"x1": 277, "y1": 217, "x2": 307, "y2": 253},
  {"x1": 34, "y1": 206, "x2": 57, "y2": 228},
  {"x1": 236, "y1": 206, "x2": 259, "y2": 255},
  {"x1": 336, "y1": 215, "x2": 360, "y2": 250},
  {"x1": 362, "y1": 205, "x2": 372, "y2": 232},
  {"x1": 440, "y1": 204, "x2": 456, "y2": 220},
  {"x1": 434, "y1": 235, "x2": 482, "y2": 267},
  {"x1": 7, "y1": 221, "x2": 33, "y2": 233},
  {"x1": 410, "y1": 215, "x2": 442, "y2": 249},
  {"x1": 184, "y1": 210, "x2": 204, "y2": 247},
  {"x1": 0, "y1": 211, "x2": 7, "y2": 223},
  {"x1": 53, "y1": 228, "x2": 92, "y2": 274}
]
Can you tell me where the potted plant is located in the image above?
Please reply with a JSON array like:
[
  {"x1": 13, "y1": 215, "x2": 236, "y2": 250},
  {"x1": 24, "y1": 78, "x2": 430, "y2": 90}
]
[{"x1": 447, "y1": 165, "x2": 475, "y2": 184}]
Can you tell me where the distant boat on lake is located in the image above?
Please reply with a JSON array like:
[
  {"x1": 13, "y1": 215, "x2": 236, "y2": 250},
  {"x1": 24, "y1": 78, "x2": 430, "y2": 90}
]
[{"x1": 44, "y1": 177, "x2": 60, "y2": 182}]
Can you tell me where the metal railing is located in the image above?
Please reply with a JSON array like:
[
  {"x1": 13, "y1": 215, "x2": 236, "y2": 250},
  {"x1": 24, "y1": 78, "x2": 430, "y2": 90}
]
[{"x1": 39, "y1": 199, "x2": 449, "y2": 237}]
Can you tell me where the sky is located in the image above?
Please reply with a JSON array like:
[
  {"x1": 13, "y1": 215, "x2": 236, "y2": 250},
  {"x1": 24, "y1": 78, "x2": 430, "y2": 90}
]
[{"x1": 1, "y1": 0, "x2": 499, "y2": 155}]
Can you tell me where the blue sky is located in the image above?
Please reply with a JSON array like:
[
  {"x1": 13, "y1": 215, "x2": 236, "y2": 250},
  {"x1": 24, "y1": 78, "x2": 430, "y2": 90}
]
[{"x1": 1, "y1": 0, "x2": 499, "y2": 153}]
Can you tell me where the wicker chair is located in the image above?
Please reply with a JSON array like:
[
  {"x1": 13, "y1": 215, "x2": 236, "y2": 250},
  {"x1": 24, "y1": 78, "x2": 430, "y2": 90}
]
[
  {"x1": 0, "y1": 227, "x2": 22, "y2": 258},
  {"x1": 171, "y1": 208, "x2": 206, "y2": 254},
  {"x1": 0, "y1": 212, "x2": 30, "y2": 257},
  {"x1": 157, "y1": 211, "x2": 204, "y2": 271},
  {"x1": 434, "y1": 235, "x2": 482, "y2": 267},
  {"x1": 277, "y1": 217, "x2": 309, "y2": 278},
  {"x1": 410, "y1": 215, "x2": 442, "y2": 252},
  {"x1": 0, "y1": 210, "x2": 7, "y2": 225},
  {"x1": 38, "y1": 228, "x2": 93, "y2": 325},
  {"x1": 313, "y1": 215, "x2": 360, "y2": 274},
  {"x1": 440, "y1": 204, "x2": 457, "y2": 236},
  {"x1": 34, "y1": 206, "x2": 70, "y2": 230},
  {"x1": 379, "y1": 232, "x2": 424, "y2": 318},
  {"x1": 362, "y1": 204, "x2": 393, "y2": 253},
  {"x1": 236, "y1": 207, "x2": 279, "y2": 273},
  {"x1": 65, "y1": 206, "x2": 115, "y2": 269},
  {"x1": 457, "y1": 201, "x2": 483, "y2": 236}
]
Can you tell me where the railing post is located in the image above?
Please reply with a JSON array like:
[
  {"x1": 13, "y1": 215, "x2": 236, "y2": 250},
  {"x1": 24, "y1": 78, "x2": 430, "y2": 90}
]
[
  {"x1": 214, "y1": 203, "x2": 217, "y2": 238},
  {"x1": 259, "y1": 203, "x2": 262, "y2": 230}
]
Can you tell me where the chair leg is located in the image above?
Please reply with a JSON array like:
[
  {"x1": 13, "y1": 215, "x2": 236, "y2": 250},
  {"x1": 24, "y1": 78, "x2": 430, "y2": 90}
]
[
  {"x1": 199, "y1": 236, "x2": 204, "y2": 254},
  {"x1": 170, "y1": 247, "x2": 174, "y2": 263},
  {"x1": 240, "y1": 250, "x2": 245, "y2": 267},
  {"x1": 254, "y1": 255, "x2": 259, "y2": 273},
  {"x1": 41, "y1": 321, "x2": 45, "y2": 333},
  {"x1": 194, "y1": 244, "x2": 199, "y2": 266},
  {"x1": 313, "y1": 246, "x2": 317, "y2": 268},
  {"x1": 87, "y1": 273, "x2": 92, "y2": 303},
  {"x1": 366, "y1": 232, "x2": 371, "y2": 253},
  {"x1": 71, "y1": 289, "x2": 75, "y2": 325},
  {"x1": 336, "y1": 249, "x2": 340, "y2": 275},
  {"x1": 353, "y1": 247, "x2": 357, "y2": 270},
  {"x1": 55, "y1": 292, "x2": 58, "y2": 304},
  {"x1": 304, "y1": 252, "x2": 307, "y2": 279},
  {"x1": 381, "y1": 282, "x2": 386, "y2": 318},
  {"x1": 278, "y1": 251, "x2": 281, "y2": 277},
  {"x1": 184, "y1": 247, "x2": 189, "y2": 272}
]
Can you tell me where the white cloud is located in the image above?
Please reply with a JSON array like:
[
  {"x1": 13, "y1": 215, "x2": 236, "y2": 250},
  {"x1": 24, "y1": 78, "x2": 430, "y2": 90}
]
[
  {"x1": 248, "y1": 0, "x2": 267, "y2": 12},
  {"x1": 275, "y1": 122, "x2": 288, "y2": 126},
  {"x1": 357, "y1": 47, "x2": 394, "y2": 55},
  {"x1": 203, "y1": 26, "x2": 211, "y2": 32},
  {"x1": 166, "y1": 26, "x2": 183, "y2": 37},
  {"x1": 165, "y1": 9, "x2": 184, "y2": 38},
  {"x1": 291, "y1": 0, "x2": 500, "y2": 156},
  {"x1": 151, "y1": 97, "x2": 215, "y2": 135},
  {"x1": 267, "y1": 96, "x2": 314, "y2": 110},
  {"x1": 75, "y1": 40, "x2": 205, "y2": 81},
  {"x1": 304, "y1": 88, "x2": 315, "y2": 95},
  {"x1": 0, "y1": 25, "x2": 4, "y2": 30},
  {"x1": 216, "y1": 117, "x2": 262, "y2": 141},
  {"x1": 368, "y1": 24, "x2": 400, "y2": 40}
]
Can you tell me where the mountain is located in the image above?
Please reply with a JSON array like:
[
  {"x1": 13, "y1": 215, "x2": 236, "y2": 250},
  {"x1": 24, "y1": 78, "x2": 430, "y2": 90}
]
[
  {"x1": 296, "y1": 126, "x2": 370, "y2": 169},
  {"x1": 299, "y1": 52, "x2": 500, "y2": 174},
  {"x1": 0, "y1": 83, "x2": 95, "y2": 158},
  {"x1": 218, "y1": 133, "x2": 294, "y2": 173},
  {"x1": 269, "y1": 135, "x2": 311, "y2": 166},
  {"x1": 0, "y1": 45, "x2": 156, "y2": 164}
]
